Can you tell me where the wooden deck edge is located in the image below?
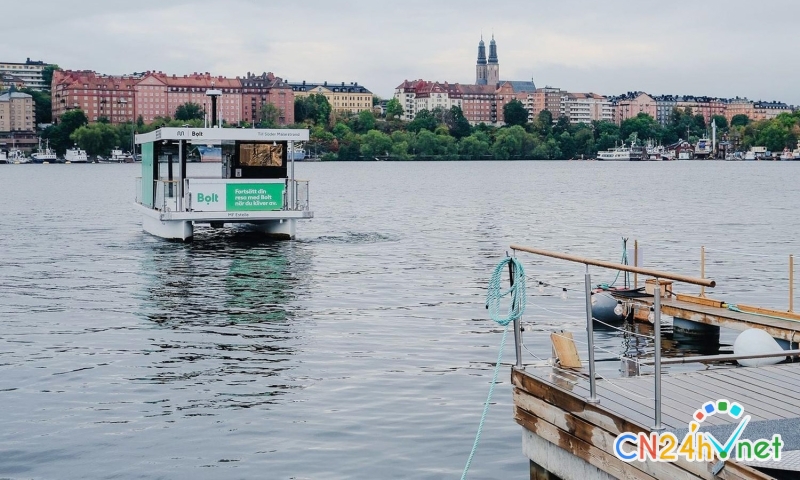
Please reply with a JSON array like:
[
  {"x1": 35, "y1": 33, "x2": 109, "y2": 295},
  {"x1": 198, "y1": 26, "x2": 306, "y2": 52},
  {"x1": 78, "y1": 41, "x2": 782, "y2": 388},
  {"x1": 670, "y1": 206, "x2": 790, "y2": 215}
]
[
  {"x1": 512, "y1": 368, "x2": 774, "y2": 480},
  {"x1": 734, "y1": 304, "x2": 800, "y2": 322},
  {"x1": 675, "y1": 293, "x2": 726, "y2": 309}
]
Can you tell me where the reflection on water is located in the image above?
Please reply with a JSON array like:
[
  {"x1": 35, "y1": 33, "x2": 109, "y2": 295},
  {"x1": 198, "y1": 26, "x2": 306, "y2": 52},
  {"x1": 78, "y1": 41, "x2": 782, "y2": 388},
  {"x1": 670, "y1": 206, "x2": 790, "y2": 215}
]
[{"x1": 134, "y1": 232, "x2": 313, "y2": 409}]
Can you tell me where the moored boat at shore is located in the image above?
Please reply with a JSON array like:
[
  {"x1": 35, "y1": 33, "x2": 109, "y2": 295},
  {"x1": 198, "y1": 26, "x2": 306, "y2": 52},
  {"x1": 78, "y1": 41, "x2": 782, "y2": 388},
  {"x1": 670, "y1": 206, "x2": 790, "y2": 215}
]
[
  {"x1": 596, "y1": 142, "x2": 644, "y2": 161},
  {"x1": 31, "y1": 139, "x2": 57, "y2": 163},
  {"x1": 64, "y1": 147, "x2": 88, "y2": 163}
]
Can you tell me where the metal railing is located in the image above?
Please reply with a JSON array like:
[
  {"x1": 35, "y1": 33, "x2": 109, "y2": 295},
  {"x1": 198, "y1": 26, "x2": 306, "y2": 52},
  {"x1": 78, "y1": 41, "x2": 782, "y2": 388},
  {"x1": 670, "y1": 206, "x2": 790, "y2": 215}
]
[
  {"x1": 288, "y1": 179, "x2": 310, "y2": 211},
  {"x1": 154, "y1": 179, "x2": 180, "y2": 212},
  {"x1": 510, "y1": 245, "x2": 714, "y2": 432},
  {"x1": 134, "y1": 177, "x2": 142, "y2": 204}
]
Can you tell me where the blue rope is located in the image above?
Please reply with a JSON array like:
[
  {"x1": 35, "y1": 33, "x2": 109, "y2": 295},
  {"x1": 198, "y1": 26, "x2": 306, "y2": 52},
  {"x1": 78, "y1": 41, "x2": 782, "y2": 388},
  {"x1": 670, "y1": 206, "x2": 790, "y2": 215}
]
[
  {"x1": 606, "y1": 238, "x2": 628, "y2": 288},
  {"x1": 461, "y1": 257, "x2": 526, "y2": 480}
]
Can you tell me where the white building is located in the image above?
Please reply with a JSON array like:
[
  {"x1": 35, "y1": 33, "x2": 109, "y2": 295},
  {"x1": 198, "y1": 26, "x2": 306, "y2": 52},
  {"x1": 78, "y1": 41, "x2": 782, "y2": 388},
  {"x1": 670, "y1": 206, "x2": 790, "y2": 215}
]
[
  {"x1": 560, "y1": 93, "x2": 613, "y2": 124},
  {"x1": 394, "y1": 80, "x2": 462, "y2": 120},
  {"x1": 0, "y1": 59, "x2": 51, "y2": 91}
]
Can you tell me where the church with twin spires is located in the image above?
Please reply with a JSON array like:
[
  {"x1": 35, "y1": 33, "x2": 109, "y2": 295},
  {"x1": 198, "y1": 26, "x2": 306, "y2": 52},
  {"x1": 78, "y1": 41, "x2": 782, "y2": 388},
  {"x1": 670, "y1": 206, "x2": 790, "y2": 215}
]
[{"x1": 475, "y1": 35, "x2": 499, "y2": 86}]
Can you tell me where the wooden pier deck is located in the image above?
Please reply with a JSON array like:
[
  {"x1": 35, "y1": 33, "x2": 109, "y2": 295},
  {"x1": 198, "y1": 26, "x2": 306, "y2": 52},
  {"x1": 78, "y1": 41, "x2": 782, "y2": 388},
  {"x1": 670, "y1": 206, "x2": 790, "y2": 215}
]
[
  {"x1": 513, "y1": 363, "x2": 800, "y2": 480},
  {"x1": 615, "y1": 293, "x2": 800, "y2": 343}
]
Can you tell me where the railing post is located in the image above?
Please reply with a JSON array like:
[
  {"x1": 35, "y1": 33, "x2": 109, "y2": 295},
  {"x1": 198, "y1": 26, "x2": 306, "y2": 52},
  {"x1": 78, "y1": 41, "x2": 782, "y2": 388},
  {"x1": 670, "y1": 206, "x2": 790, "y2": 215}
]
[
  {"x1": 790, "y1": 254, "x2": 795, "y2": 313},
  {"x1": 653, "y1": 277, "x2": 664, "y2": 431},
  {"x1": 700, "y1": 246, "x2": 706, "y2": 297},
  {"x1": 508, "y1": 259, "x2": 522, "y2": 368},
  {"x1": 634, "y1": 240, "x2": 639, "y2": 289},
  {"x1": 585, "y1": 265, "x2": 598, "y2": 404}
]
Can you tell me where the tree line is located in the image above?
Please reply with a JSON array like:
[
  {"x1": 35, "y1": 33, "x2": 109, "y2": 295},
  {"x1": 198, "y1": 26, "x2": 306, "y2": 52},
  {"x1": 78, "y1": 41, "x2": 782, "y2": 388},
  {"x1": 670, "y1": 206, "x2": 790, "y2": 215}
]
[{"x1": 39, "y1": 95, "x2": 800, "y2": 158}]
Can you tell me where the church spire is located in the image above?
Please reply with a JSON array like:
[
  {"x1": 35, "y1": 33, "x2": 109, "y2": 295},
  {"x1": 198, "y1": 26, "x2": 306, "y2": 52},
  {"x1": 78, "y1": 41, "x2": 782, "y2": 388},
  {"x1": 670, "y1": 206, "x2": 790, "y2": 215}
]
[
  {"x1": 477, "y1": 36, "x2": 487, "y2": 66},
  {"x1": 488, "y1": 34, "x2": 498, "y2": 64}
]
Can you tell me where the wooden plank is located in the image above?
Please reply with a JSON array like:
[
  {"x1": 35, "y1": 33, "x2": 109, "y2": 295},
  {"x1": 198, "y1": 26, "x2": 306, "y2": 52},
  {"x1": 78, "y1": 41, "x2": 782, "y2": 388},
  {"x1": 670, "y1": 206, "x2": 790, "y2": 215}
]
[
  {"x1": 515, "y1": 407, "x2": 657, "y2": 480},
  {"x1": 512, "y1": 369, "x2": 773, "y2": 480},
  {"x1": 609, "y1": 376, "x2": 733, "y2": 427},
  {"x1": 551, "y1": 331, "x2": 582, "y2": 369},
  {"x1": 677, "y1": 372, "x2": 792, "y2": 420},
  {"x1": 519, "y1": 367, "x2": 685, "y2": 429},
  {"x1": 660, "y1": 373, "x2": 773, "y2": 422},
  {"x1": 675, "y1": 293, "x2": 726, "y2": 308},
  {"x1": 707, "y1": 368, "x2": 800, "y2": 415},
  {"x1": 734, "y1": 303, "x2": 800, "y2": 322},
  {"x1": 515, "y1": 389, "x2": 771, "y2": 480}
]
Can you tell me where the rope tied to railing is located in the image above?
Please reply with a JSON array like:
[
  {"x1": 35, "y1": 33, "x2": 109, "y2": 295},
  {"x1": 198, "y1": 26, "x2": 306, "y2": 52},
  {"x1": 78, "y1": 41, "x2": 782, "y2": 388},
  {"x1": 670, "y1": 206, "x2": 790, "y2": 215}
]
[{"x1": 461, "y1": 257, "x2": 526, "y2": 480}]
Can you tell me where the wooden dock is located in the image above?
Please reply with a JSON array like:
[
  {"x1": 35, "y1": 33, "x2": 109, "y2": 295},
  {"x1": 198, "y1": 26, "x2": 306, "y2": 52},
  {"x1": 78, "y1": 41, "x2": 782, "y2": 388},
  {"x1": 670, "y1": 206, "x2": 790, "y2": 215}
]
[
  {"x1": 513, "y1": 363, "x2": 800, "y2": 480},
  {"x1": 617, "y1": 293, "x2": 800, "y2": 343}
]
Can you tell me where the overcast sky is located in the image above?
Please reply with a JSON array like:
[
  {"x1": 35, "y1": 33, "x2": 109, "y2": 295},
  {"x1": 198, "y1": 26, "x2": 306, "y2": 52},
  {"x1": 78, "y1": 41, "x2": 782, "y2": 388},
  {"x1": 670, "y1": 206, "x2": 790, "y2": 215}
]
[{"x1": 3, "y1": 0, "x2": 798, "y2": 104}]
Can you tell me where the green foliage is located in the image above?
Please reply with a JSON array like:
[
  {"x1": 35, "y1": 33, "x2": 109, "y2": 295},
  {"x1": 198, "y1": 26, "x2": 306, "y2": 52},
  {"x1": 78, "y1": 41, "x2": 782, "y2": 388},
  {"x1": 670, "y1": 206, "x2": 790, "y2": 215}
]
[
  {"x1": 620, "y1": 112, "x2": 662, "y2": 143},
  {"x1": 42, "y1": 65, "x2": 59, "y2": 88},
  {"x1": 43, "y1": 109, "x2": 89, "y2": 154},
  {"x1": 258, "y1": 103, "x2": 282, "y2": 128},
  {"x1": 407, "y1": 109, "x2": 440, "y2": 133},
  {"x1": 731, "y1": 114, "x2": 750, "y2": 127},
  {"x1": 70, "y1": 122, "x2": 120, "y2": 155},
  {"x1": 352, "y1": 110, "x2": 376, "y2": 133},
  {"x1": 360, "y1": 130, "x2": 392, "y2": 158},
  {"x1": 175, "y1": 102, "x2": 204, "y2": 121},
  {"x1": 710, "y1": 115, "x2": 728, "y2": 130},
  {"x1": 385, "y1": 98, "x2": 404, "y2": 120},
  {"x1": 295, "y1": 94, "x2": 332, "y2": 126},
  {"x1": 444, "y1": 106, "x2": 472, "y2": 139},
  {"x1": 20, "y1": 88, "x2": 52, "y2": 124},
  {"x1": 503, "y1": 99, "x2": 528, "y2": 127}
]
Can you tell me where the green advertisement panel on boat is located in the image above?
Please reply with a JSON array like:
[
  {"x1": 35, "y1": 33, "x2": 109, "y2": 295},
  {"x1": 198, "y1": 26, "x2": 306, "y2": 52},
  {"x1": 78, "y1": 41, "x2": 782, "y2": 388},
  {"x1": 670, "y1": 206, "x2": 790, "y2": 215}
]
[{"x1": 225, "y1": 183, "x2": 284, "y2": 211}]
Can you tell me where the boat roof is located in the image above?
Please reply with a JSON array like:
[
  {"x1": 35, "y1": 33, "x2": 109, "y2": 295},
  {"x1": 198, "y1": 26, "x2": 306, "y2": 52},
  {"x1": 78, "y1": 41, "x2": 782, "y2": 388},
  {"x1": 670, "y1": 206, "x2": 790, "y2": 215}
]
[{"x1": 135, "y1": 127, "x2": 309, "y2": 145}]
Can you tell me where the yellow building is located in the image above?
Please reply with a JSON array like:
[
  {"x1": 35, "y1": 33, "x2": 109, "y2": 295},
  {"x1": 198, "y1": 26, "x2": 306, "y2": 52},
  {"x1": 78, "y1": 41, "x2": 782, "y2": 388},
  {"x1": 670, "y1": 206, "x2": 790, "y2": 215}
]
[
  {"x1": 0, "y1": 90, "x2": 35, "y2": 132},
  {"x1": 289, "y1": 81, "x2": 373, "y2": 114}
]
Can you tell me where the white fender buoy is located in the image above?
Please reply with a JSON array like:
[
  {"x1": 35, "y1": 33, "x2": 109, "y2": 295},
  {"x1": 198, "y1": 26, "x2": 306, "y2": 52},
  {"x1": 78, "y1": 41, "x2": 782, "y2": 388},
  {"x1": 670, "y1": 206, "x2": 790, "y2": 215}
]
[{"x1": 733, "y1": 328, "x2": 785, "y2": 367}]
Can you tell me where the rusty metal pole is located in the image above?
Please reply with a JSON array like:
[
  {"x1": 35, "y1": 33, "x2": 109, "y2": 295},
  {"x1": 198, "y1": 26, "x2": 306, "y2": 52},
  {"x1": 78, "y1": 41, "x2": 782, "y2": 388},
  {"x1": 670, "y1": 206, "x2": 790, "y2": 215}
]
[{"x1": 700, "y1": 246, "x2": 706, "y2": 298}]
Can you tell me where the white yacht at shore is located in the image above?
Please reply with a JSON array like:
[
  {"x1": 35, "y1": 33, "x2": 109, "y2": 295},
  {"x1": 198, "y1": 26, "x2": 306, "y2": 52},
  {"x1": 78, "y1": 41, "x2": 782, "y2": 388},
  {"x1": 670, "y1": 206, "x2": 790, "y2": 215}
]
[
  {"x1": 0, "y1": 150, "x2": 7, "y2": 164},
  {"x1": 596, "y1": 143, "x2": 644, "y2": 161},
  {"x1": 64, "y1": 147, "x2": 88, "y2": 163},
  {"x1": 8, "y1": 148, "x2": 30, "y2": 164}
]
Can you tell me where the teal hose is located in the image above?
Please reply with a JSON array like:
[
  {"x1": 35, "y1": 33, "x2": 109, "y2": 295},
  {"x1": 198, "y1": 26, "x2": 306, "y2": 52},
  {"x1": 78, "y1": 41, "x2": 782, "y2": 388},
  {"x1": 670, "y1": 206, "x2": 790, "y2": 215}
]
[{"x1": 461, "y1": 257, "x2": 526, "y2": 480}]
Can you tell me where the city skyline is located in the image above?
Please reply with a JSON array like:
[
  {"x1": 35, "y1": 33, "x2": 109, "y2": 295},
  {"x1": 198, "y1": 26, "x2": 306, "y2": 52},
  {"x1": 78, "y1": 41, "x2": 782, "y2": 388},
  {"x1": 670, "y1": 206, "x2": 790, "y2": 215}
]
[{"x1": 2, "y1": 0, "x2": 799, "y2": 104}]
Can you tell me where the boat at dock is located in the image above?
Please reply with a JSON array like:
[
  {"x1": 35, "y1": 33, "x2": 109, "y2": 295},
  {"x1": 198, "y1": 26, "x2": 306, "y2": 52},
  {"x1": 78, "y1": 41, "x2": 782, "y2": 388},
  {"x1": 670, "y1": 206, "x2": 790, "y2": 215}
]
[
  {"x1": 64, "y1": 147, "x2": 88, "y2": 163},
  {"x1": 109, "y1": 148, "x2": 134, "y2": 163},
  {"x1": 0, "y1": 150, "x2": 7, "y2": 164},
  {"x1": 133, "y1": 127, "x2": 312, "y2": 241},
  {"x1": 596, "y1": 142, "x2": 644, "y2": 161},
  {"x1": 8, "y1": 148, "x2": 29, "y2": 164},
  {"x1": 31, "y1": 139, "x2": 57, "y2": 163},
  {"x1": 694, "y1": 137, "x2": 712, "y2": 159}
]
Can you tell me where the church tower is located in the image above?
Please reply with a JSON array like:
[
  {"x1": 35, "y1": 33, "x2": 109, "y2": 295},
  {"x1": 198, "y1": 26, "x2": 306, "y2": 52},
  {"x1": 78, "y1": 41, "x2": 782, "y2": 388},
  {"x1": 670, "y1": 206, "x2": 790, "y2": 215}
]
[
  {"x1": 487, "y1": 35, "x2": 499, "y2": 86},
  {"x1": 476, "y1": 36, "x2": 488, "y2": 85}
]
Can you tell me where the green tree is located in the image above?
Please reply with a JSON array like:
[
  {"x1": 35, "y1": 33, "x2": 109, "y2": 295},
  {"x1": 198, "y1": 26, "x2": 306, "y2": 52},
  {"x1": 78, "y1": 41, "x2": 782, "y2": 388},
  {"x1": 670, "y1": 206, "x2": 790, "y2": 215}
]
[
  {"x1": 70, "y1": 122, "x2": 118, "y2": 155},
  {"x1": 42, "y1": 65, "x2": 59, "y2": 89},
  {"x1": 503, "y1": 99, "x2": 528, "y2": 127},
  {"x1": 731, "y1": 114, "x2": 750, "y2": 127},
  {"x1": 258, "y1": 103, "x2": 282, "y2": 128},
  {"x1": 295, "y1": 94, "x2": 332, "y2": 126},
  {"x1": 359, "y1": 130, "x2": 392, "y2": 158},
  {"x1": 459, "y1": 132, "x2": 491, "y2": 158},
  {"x1": 20, "y1": 88, "x2": 52, "y2": 124},
  {"x1": 408, "y1": 109, "x2": 440, "y2": 133},
  {"x1": 175, "y1": 102, "x2": 204, "y2": 121},
  {"x1": 620, "y1": 113, "x2": 662, "y2": 143},
  {"x1": 385, "y1": 98, "x2": 404, "y2": 120},
  {"x1": 444, "y1": 106, "x2": 472, "y2": 139},
  {"x1": 353, "y1": 109, "x2": 376, "y2": 133},
  {"x1": 710, "y1": 115, "x2": 728, "y2": 130}
]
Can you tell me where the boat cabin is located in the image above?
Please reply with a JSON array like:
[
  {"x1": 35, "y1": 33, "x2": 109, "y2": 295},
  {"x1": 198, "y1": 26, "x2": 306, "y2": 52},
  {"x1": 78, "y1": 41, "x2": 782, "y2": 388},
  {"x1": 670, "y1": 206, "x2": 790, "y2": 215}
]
[{"x1": 134, "y1": 127, "x2": 312, "y2": 241}]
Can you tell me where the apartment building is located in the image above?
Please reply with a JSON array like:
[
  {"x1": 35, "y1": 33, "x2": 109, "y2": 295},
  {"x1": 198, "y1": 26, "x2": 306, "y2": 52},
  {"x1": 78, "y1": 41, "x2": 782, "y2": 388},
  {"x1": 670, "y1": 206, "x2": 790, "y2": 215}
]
[
  {"x1": 240, "y1": 72, "x2": 294, "y2": 125},
  {"x1": 289, "y1": 81, "x2": 373, "y2": 114},
  {"x1": 611, "y1": 92, "x2": 656, "y2": 125},
  {"x1": 0, "y1": 59, "x2": 52, "y2": 91},
  {"x1": 0, "y1": 91, "x2": 35, "y2": 132},
  {"x1": 52, "y1": 70, "x2": 138, "y2": 123},
  {"x1": 560, "y1": 93, "x2": 612, "y2": 124}
]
